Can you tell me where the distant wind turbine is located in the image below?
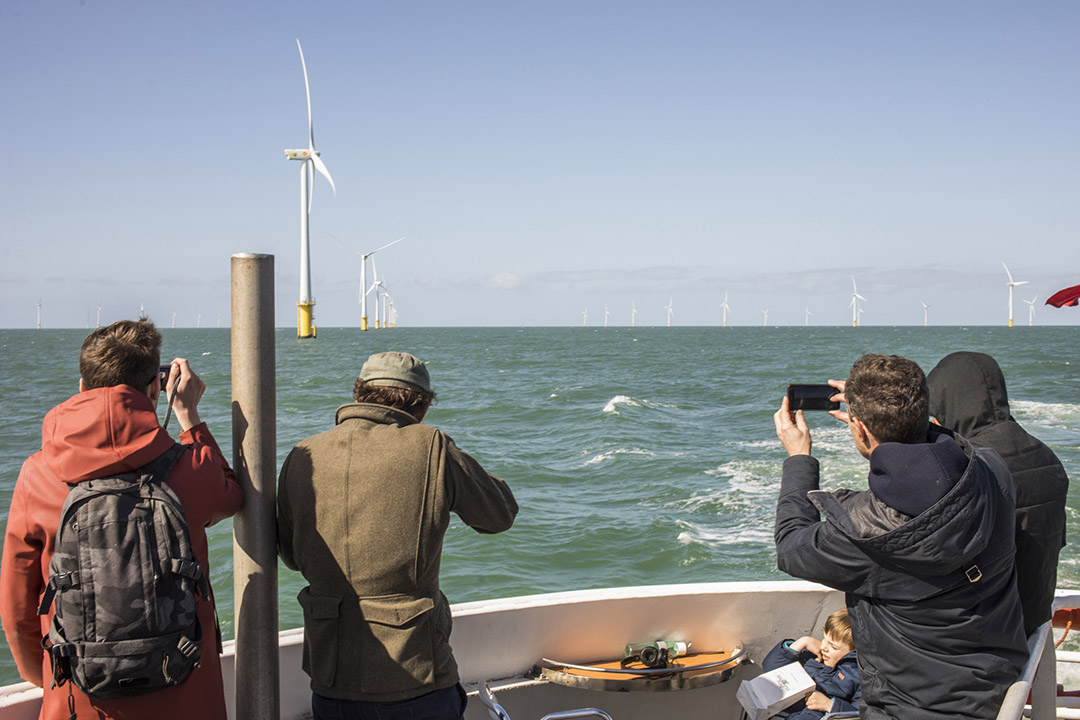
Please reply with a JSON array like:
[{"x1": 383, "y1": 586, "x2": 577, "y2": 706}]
[
  {"x1": 631, "y1": 301, "x2": 637, "y2": 327},
  {"x1": 36, "y1": 300, "x2": 41, "y2": 330},
  {"x1": 197, "y1": 313, "x2": 202, "y2": 329},
  {"x1": 604, "y1": 305, "x2": 610, "y2": 328},
  {"x1": 762, "y1": 309, "x2": 769, "y2": 327},
  {"x1": 721, "y1": 293, "x2": 731, "y2": 327},
  {"x1": 366, "y1": 257, "x2": 388, "y2": 329},
  {"x1": 921, "y1": 302, "x2": 928, "y2": 327},
  {"x1": 665, "y1": 300, "x2": 674, "y2": 327},
  {"x1": 850, "y1": 277, "x2": 867, "y2": 327},
  {"x1": 805, "y1": 307, "x2": 812, "y2": 327},
  {"x1": 1003, "y1": 262, "x2": 1028, "y2": 328},
  {"x1": 1024, "y1": 296, "x2": 1037, "y2": 326},
  {"x1": 96, "y1": 303, "x2": 102, "y2": 328},
  {"x1": 172, "y1": 312, "x2": 176, "y2": 329},
  {"x1": 285, "y1": 39, "x2": 336, "y2": 339},
  {"x1": 582, "y1": 309, "x2": 588, "y2": 327}
]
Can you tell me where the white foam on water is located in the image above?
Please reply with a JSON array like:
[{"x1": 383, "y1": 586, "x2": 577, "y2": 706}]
[
  {"x1": 676, "y1": 520, "x2": 771, "y2": 547},
  {"x1": 201, "y1": 351, "x2": 212, "y2": 355},
  {"x1": 581, "y1": 447, "x2": 656, "y2": 467},
  {"x1": 1012, "y1": 399, "x2": 1080, "y2": 430},
  {"x1": 603, "y1": 395, "x2": 640, "y2": 413}
]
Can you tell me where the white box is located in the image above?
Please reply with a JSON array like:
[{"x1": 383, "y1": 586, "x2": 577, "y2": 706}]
[{"x1": 735, "y1": 661, "x2": 816, "y2": 720}]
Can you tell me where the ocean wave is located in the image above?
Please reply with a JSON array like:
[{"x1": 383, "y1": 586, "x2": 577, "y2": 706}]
[
  {"x1": 602, "y1": 395, "x2": 679, "y2": 414},
  {"x1": 581, "y1": 447, "x2": 657, "y2": 467},
  {"x1": 603, "y1": 395, "x2": 641, "y2": 413},
  {"x1": 1011, "y1": 399, "x2": 1080, "y2": 430},
  {"x1": 676, "y1": 520, "x2": 772, "y2": 547}
]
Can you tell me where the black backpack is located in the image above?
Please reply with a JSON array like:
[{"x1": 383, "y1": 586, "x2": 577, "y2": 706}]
[{"x1": 38, "y1": 443, "x2": 207, "y2": 699}]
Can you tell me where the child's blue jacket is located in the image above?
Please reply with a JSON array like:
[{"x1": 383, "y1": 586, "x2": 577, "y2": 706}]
[{"x1": 761, "y1": 639, "x2": 861, "y2": 717}]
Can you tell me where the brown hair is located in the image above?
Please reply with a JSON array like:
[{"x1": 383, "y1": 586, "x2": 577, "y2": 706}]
[
  {"x1": 353, "y1": 378, "x2": 436, "y2": 419},
  {"x1": 824, "y1": 607, "x2": 853, "y2": 648},
  {"x1": 79, "y1": 319, "x2": 162, "y2": 391},
  {"x1": 845, "y1": 353, "x2": 929, "y2": 444}
]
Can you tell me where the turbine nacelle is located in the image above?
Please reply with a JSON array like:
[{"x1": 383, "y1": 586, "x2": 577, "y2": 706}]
[{"x1": 285, "y1": 149, "x2": 320, "y2": 160}]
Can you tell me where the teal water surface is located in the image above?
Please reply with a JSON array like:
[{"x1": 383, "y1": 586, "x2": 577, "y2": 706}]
[{"x1": 0, "y1": 326, "x2": 1077, "y2": 685}]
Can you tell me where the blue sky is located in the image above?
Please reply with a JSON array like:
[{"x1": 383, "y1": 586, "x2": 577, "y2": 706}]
[{"x1": 2, "y1": 1, "x2": 1078, "y2": 328}]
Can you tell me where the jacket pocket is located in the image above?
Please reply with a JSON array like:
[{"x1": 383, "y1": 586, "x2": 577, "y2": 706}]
[
  {"x1": 358, "y1": 594, "x2": 436, "y2": 694},
  {"x1": 298, "y1": 587, "x2": 342, "y2": 688}
]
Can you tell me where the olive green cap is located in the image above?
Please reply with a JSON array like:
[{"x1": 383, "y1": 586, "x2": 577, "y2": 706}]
[{"x1": 359, "y1": 351, "x2": 431, "y2": 393}]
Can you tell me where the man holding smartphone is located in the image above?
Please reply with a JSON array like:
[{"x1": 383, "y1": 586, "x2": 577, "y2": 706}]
[{"x1": 772, "y1": 353, "x2": 1027, "y2": 720}]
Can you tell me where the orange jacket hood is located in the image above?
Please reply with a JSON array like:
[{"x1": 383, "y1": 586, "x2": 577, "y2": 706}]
[{"x1": 42, "y1": 385, "x2": 174, "y2": 483}]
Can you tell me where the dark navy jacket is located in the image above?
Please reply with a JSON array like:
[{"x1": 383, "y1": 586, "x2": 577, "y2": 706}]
[
  {"x1": 761, "y1": 640, "x2": 860, "y2": 718},
  {"x1": 928, "y1": 351, "x2": 1069, "y2": 636},
  {"x1": 775, "y1": 431, "x2": 1028, "y2": 720}
]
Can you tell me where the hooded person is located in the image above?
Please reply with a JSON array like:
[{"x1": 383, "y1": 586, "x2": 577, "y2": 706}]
[
  {"x1": 772, "y1": 353, "x2": 1028, "y2": 720},
  {"x1": 928, "y1": 351, "x2": 1069, "y2": 637},
  {"x1": 0, "y1": 319, "x2": 244, "y2": 720}
]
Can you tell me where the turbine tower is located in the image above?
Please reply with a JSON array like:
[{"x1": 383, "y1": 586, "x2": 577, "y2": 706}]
[
  {"x1": 285, "y1": 39, "x2": 336, "y2": 339},
  {"x1": 805, "y1": 307, "x2": 812, "y2": 327},
  {"x1": 1003, "y1": 262, "x2": 1028, "y2": 328},
  {"x1": 762, "y1": 309, "x2": 768, "y2": 327},
  {"x1": 603, "y1": 305, "x2": 610, "y2": 328},
  {"x1": 366, "y1": 257, "x2": 387, "y2": 329},
  {"x1": 96, "y1": 303, "x2": 102, "y2": 328},
  {"x1": 1024, "y1": 296, "x2": 1037, "y2": 326},
  {"x1": 631, "y1": 301, "x2": 637, "y2": 327},
  {"x1": 582, "y1": 309, "x2": 588, "y2": 327},
  {"x1": 665, "y1": 300, "x2": 674, "y2": 327},
  {"x1": 721, "y1": 293, "x2": 731, "y2": 327},
  {"x1": 921, "y1": 302, "x2": 928, "y2": 327},
  {"x1": 36, "y1": 300, "x2": 41, "y2": 330},
  {"x1": 355, "y1": 238, "x2": 403, "y2": 331},
  {"x1": 850, "y1": 277, "x2": 867, "y2": 327}
]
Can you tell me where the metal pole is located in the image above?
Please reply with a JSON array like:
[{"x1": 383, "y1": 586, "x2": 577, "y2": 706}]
[{"x1": 231, "y1": 253, "x2": 279, "y2": 720}]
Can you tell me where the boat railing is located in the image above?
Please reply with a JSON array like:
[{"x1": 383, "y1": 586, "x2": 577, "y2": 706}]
[
  {"x1": 479, "y1": 682, "x2": 614, "y2": 720},
  {"x1": 994, "y1": 621, "x2": 1055, "y2": 720}
]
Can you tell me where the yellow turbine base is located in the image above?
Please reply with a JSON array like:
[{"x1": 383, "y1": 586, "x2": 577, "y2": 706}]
[
  {"x1": 361, "y1": 316, "x2": 369, "y2": 331},
  {"x1": 297, "y1": 302, "x2": 316, "y2": 339},
  {"x1": 1009, "y1": 319, "x2": 1014, "y2": 328}
]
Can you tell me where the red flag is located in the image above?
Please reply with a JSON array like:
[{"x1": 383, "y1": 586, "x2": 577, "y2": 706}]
[{"x1": 1046, "y1": 284, "x2": 1080, "y2": 308}]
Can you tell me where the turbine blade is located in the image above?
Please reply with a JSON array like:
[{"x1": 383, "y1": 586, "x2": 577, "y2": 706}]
[
  {"x1": 856, "y1": 293, "x2": 867, "y2": 301},
  {"x1": 1002, "y1": 261, "x2": 1014, "y2": 283},
  {"x1": 1014, "y1": 280, "x2": 1028, "y2": 286},
  {"x1": 297, "y1": 39, "x2": 314, "y2": 151},
  {"x1": 311, "y1": 153, "x2": 336, "y2": 195},
  {"x1": 370, "y1": 236, "x2": 404, "y2": 255},
  {"x1": 371, "y1": 257, "x2": 379, "y2": 284}
]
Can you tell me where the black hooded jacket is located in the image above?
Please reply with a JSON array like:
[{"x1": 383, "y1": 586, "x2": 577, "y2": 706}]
[
  {"x1": 928, "y1": 351, "x2": 1069, "y2": 636},
  {"x1": 775, "y1": 431, "x2": 1027, "y2": 720}
]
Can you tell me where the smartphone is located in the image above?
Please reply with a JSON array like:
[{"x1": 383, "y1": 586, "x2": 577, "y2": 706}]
[{"x1": 787, "y1": 384, "x2": 840, "y2": 412}]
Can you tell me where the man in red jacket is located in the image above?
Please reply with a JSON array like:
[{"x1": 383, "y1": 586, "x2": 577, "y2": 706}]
[{"x1": 1, "y1": 319, "x2": 244, "y2": 720}]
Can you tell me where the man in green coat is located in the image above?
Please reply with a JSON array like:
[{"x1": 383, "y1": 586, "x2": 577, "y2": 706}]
[{"x1": 278, "y1": 351, "x2": 518, "y2": 720}]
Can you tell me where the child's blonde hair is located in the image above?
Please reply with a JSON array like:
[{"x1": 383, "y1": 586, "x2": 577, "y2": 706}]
[{"x1": 824, "y1": 607, "x2": 853, "y2": 648}]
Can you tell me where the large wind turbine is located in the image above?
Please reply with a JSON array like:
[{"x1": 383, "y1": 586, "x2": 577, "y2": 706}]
[
  {"x1": 1003, "y1": 262, "x2": 1028, "y2": 328},
  {"x1": 1024, "y1": 297, "x2": 1037, "y2": 326},
  {"x1": 721, "y1": 293, "x2": 731, "y2": 327},
  {"x1": 285, "y1": 39, "x2": 336, "y2": 339},
  {"x1": 850, "y1": 277, "x2": 867, "y2": 327},
  {"x1": 665, "y1": 300, "x2": 674, "y2": 327}
]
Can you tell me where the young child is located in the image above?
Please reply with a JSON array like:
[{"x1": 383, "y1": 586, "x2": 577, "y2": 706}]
[{"x1": 760, "y1": 607, "x2": 861, "y2": 719}]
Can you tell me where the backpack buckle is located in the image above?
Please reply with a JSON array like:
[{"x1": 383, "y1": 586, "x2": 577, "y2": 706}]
[
  {"x1": 177, "y1": 635, "x2": 201, "y2": 663},
  {"x1": 965, "y1": 565, "x2": 983, "y2": 583}
]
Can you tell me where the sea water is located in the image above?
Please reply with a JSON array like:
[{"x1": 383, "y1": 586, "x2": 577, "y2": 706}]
[{"x1": 0, "y1": 326, "x2": 1077, "y2": 684}]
